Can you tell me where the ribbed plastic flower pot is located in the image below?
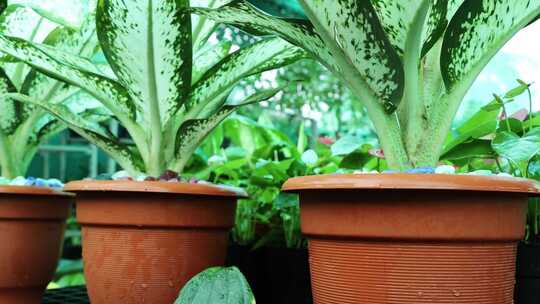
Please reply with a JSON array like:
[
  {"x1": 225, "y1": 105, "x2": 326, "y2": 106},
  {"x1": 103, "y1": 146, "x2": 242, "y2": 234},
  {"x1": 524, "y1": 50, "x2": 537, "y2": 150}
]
[
  {"x1": 283, "y1": 174, "x2": 540, "y2": 304},
  {"x1": 64, "y1": 180, "x2": 240, "y2": 304},
  {"x1": 0, "y1": 185, "x2": 72, "y2": 304}
]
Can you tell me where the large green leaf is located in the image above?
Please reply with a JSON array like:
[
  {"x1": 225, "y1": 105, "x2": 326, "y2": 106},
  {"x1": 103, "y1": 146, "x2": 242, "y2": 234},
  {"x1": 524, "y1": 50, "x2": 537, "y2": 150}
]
[
  {"x1": 173, "y1": 86, "x2": 282, "y2": 171},
  {"x1": 9, "y1": 0, "x2": 96, "y2": 29},
  {"x1": 9, "y1": 93, "x2": 142, "y2": 174},
  {"x1": 192, "y1": 0, "x2": 340, "y2": 74},
  {"x1": 492, "y1": 128, "x2": 540, "y2": 172},
  {"x1": 441, "y1": 0, "x2": 540, "y2": 91},
  {"x1": 0, "y1": 35, "x2": 140, "y2": 130},
  {"x1": 192, "y1": 40, "x2": 232, "y2": 84},
  {"x1": 187, "y1": 38, "x2": 303, "y2": 118},
  {"x1": 174, "y1": 267, "x2": 255, "y2": 304},
  {"x1": 297, "y1": 0, "x2": 404, "y2": 112},
  {"x1": 190, "y1": 0, "x2": 230, "y2": 51},
  {"x1": 97, "y1": 0, "x2": 192, "y2": 127}
]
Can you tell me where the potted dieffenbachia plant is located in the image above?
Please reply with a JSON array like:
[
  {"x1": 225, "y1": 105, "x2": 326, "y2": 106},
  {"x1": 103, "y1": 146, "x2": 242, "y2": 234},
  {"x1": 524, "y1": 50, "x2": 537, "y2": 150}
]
[
  {"x1": 196, "y1": 1, "x2": 540, "y2": 302},
  {"x1": 0, "y1": 2, "x2": 98, "y2": 303},
  {"x1": 0, "y1": 0, "x2": 303, "y2": 303}
]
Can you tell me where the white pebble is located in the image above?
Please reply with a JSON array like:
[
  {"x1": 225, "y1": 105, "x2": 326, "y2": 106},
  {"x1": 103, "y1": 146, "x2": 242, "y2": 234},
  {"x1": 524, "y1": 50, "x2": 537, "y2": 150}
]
[
  {"x1": 435, "y1": 165, "x2": 455, "y2": 174},
  {"x1": 111, "y1": 170, "x2": 131, "y2": 180}
]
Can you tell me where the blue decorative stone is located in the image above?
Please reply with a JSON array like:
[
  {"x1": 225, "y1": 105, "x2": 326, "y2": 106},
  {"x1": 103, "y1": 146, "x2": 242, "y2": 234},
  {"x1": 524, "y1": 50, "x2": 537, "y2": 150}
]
[
  {"x1": 406, "y1": 167, "x2": 436, "y2": 174},
  {"x1": 35, "y1": 178, "x2": 48, "y2": 187},
  {"x1": 24, "y1": 177, "x2": 36, "y2": 186},
  {"x1": 382, "y1": 170, "x2": 400, "y2": 174}
]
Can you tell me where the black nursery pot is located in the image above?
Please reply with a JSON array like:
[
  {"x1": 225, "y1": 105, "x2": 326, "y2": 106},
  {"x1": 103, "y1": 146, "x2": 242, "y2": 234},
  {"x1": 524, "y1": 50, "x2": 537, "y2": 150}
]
[
  {"x1": 226, "y1": 244, "x2": 312, "y2": 304},
  {"x1": 515, "y1": 242, "x2": 540, "y2": 304}
]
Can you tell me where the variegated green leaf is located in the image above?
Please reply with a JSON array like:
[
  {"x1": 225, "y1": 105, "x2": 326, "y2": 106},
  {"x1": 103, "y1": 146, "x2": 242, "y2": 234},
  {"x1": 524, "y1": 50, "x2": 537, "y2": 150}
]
[
  {"x1": 9, "y1": 0, "x2": 96, "y2": 29},
  {"x1": 9, "y1": 93, "x2": 142, "y2": 174},
  {"x1": 97, "y1": 0, "x2": 192, "y2": 127},
  {"x1": 421, "y1": 0, "x2": 465, "y2": 57},
  {"x1": 0, "y1": 35, "x2": 138, "y2": 125},
  {"x1": 0, "y1": 68, "x2": 18, "y2": 134},
  {"x1": 298, "y1": 0, "x2": 404, "y2": 112},
  {"x1": 186, "y1": 38, "x2": 304, "y2": 118},
  {"x1": 370, "y1": 0, "x2": 429, "y2": 56},
  {"x1": 190, "y1": 0, "x2": 230, "y2": 51},
  {"x1": 192, "y1": 40, "x2": 231, "y2": 84},
  {"x1": 172, "y1": 86, "x2": 282, "y2": 171},
  {"x1": 441, "y1": 0, "x2": 540, "y2": 91},
  {"x1": 0, "y1": 5, "x2": 55, "y2": 89},
  {"x1": 192, "y1": 0, "x2": 339, "y2": 73},
  {"x1": 19, "y1": 14, "x2": 99, "y2": 123}
]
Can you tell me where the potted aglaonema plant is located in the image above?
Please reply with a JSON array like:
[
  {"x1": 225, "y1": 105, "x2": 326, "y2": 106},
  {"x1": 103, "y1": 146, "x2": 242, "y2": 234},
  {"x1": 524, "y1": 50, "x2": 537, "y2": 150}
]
[
  {"x1": 196, "y1": 0, "x2": 540, "y2": 302},
  {"x1": 0, "y1": 3, "x2": 100, "y2": 303},
  {"x1": 0, "y1": 0, "x2": 303, "y2": 303}
]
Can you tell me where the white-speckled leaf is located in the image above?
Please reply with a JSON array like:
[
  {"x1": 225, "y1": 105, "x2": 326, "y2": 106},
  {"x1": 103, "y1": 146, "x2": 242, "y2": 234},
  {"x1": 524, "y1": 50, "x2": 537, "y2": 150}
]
[
  {"x1": 11, "y1": 93, "x2": 142, "y2": 173},
  {"x1": 186, "y1": 38, "x2": 303, "y2": 117},
  {"x1": 9, "y1": 0, "x2": 96, "y2": 29},
  {"x1": 20, "y1": 14, "x2": 98, "y2": 121},
  {"x1": 173, "y1": 86, "x2": 281, "y2": 171},
  {"x1": 190, "y1": 0, "x2": 230, "y2": 51},
  {"x1": 298, "y1": 0, "x2": 404, "y2": 111},
  {"x1": 192, "y1": 40, "x2": 231, "y2": 84},
  {"x1": 0, "y1": 5, "x2": 56, "y2": 89},
  {"x1": 0, "y1": 69, "x2": 19, "y2": 133},
  {"x1": 192, "y1": 0, "x2": 339, "y2": 73},
  {"x1": 370, "y1": 0, "x2": 428, "y2": 56},
  {"x1": 97, "y1": 0, "x2": 192, "y2": 127},
  {"x1": 441, "y1": 0, "x2": 540, "y2": 91},
  {"x1": 0, "y1": 35, "x2": 137, "y2": 124}
]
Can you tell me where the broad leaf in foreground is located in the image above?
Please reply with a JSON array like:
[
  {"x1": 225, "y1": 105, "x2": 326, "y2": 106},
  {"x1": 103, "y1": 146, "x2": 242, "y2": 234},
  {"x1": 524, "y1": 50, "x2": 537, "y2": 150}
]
[{"x1": 174, "y1": 267, "x2": 255, "y2": 304}]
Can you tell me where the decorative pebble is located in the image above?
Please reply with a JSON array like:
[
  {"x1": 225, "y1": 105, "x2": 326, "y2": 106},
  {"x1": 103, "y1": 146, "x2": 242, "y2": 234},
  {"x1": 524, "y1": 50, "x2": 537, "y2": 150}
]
[
  {"x1": 435, "y1": 165, "x2": 456, "y2": 174},
  {"x1": 1, "y1": 176, "x2": 64, "y2": 188},
  {"x1": 465, "y1": 170, "x2": 493, "y2": 176},
  {"x1": 111, "y1": 170, "x2": 131, "y2": 180},
  {"x1": 496, "y1": 172, "x2": 514, "y2": 178},
  {"x1": 159, "y1": 170, "x2": 178, "y2": 181},
  {"x1": 10, "y1": 176, "x2": 27, "y2": 186},
  {"x1": 406, "y1": 167, "x2": 436, "y2": 174}
]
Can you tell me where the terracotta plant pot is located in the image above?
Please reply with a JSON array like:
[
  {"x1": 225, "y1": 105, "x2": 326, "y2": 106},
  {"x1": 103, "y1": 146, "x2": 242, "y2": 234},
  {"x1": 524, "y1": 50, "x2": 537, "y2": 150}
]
[
  {"x1": 64, "y1": 180, "x2": 240, "y2": 304},
  {"x1": 0, "y1": 185, "x2": 72, "y2": 304},
  {"x1": 283, "y1": 174, "x2": 540, "y2": 304}
]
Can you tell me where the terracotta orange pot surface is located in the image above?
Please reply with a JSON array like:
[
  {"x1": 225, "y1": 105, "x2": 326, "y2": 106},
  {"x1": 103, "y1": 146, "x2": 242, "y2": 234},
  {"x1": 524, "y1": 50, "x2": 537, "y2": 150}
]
[
  {"x1": 65, "y1": 180, "x2": 241, "y2": 304},
  {"x1": 0, "y1": 185, "x2": 72, "y2": 304},
  {"x1": 283, "y1": 174, "x2": 540, "y2": 304}
]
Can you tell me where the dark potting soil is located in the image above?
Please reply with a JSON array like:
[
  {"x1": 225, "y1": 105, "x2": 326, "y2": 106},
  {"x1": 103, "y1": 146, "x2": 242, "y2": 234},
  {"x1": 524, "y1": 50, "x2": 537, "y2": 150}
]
[
  {"x1": 226, "y1": 244, "x2": 313, "y2": 304},
  {"x1": 514, "y1": 241, "x2": 540, "y2": 304}
]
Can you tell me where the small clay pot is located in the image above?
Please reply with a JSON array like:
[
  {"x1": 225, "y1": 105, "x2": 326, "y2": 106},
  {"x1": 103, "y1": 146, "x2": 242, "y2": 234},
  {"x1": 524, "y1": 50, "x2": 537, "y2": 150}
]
[
  {"x1": 0, "y1": 185, "x2": 72, "y2": 304},
  {"x1": 283, "y1": 174, "x2": 539, "y2": 304},
  {"x1": 65, "y1": 180, "x2": 240, "y2": 304}
]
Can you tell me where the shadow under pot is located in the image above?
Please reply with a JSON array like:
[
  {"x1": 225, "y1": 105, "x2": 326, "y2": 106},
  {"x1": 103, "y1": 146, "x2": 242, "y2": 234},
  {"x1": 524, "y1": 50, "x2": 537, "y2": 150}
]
[
  {"x1": 0, "y1": 185, "x2": 72, "y2": 304},
  {"x1": 283, "y1": 174, "x2": 539, "y2": 304},
  {"x1": 64, "y1": 180, "x2": 240, "y2": 304}
]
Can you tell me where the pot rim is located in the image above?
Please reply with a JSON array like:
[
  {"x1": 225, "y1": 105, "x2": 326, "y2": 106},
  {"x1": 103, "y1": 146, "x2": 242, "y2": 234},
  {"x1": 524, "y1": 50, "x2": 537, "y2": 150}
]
[
  {"x1": 0, "y1": 185, "x2": 73, "y2": 196},
  {"x1": 282, "y1": 173, "x2": 540, "y2": 196},
  {"x1": 64, "y1": 180, "x2": 247, "y2": 197}
]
